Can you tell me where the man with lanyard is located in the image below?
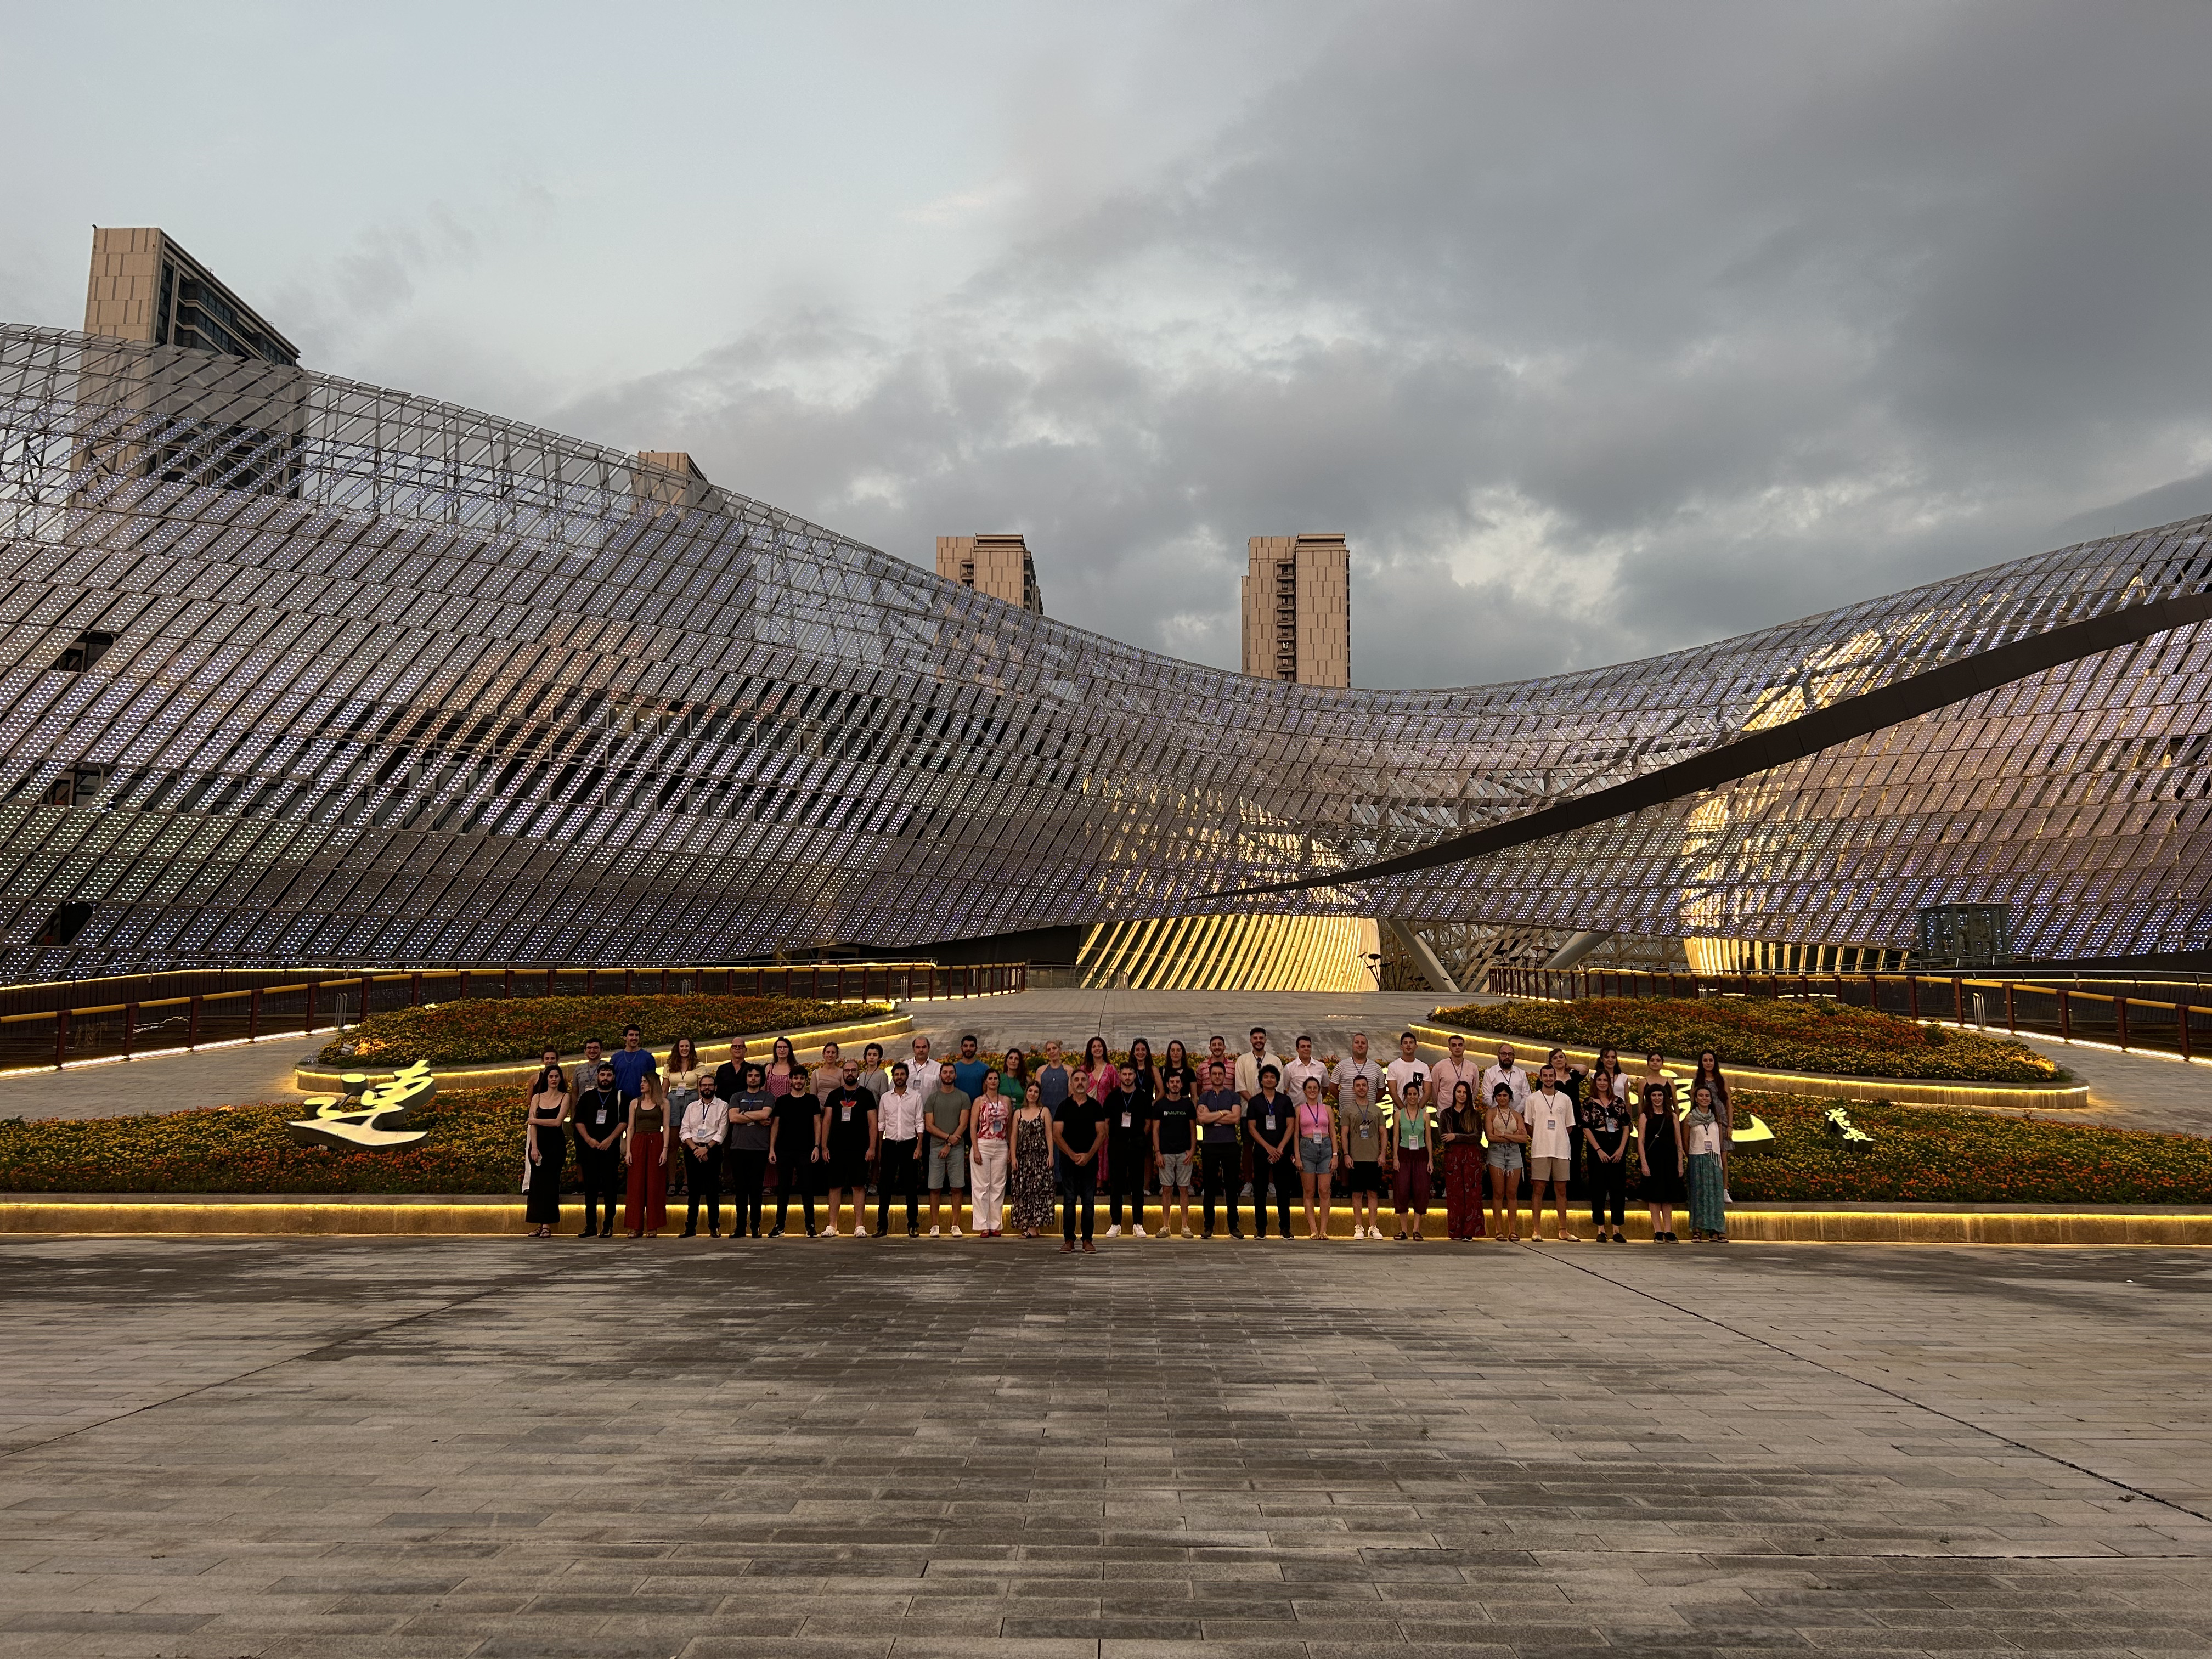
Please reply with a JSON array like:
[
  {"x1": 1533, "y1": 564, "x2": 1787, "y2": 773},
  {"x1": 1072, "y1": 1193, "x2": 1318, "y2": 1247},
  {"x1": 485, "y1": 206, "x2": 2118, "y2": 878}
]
[
  {"x1": 1281, "y1": 1035, "x2": 1329, "y2": 1110},
  {"x1": 570, "y1": 1036, "x2": 608, "y2": 1101},
  {"x1": 1245, "y1": 1063, "x2": 1297, "y2": 1240},
  {"x1": 1336, "y1": 1074, "x2": 1387, "y2": 1239},
  {"x1": 951, "y1": 1034, "x2": 989, "y2": 1101},
  {"x1": 678, "y1": 1075, "x2": 726, "y2": 1238},
  {"x1": 1195, "y1": 1058, "x2": 1245, "y2": 1240},
  {"x1": 1427, "y1": 1034, "x2": 1484, "y2": 1122},
  {"x1": 875, "y1": 1060, "x2": 926, "y2": 1237},
  {"x1": 1386, "y1": 1075, "x2": 1435, "y2": 1242},
  {"x1": 1524, "y1": 1064, "x2": 1579, "y2": 1243},
  {"x1": 822, "y1": 1059, "x2": 877, "y2": 1238},
  {"x1": 1331, "y1": 1032, "x2": 1384, "y2": 1115},
  {"x1": 907, "y1": 1034, "x2": 938, "y2": 1096},
  {"x1": 1232, "y1": 1026, "x2": 1286, "y2": 1198},
  {"x1": 1150, "y1": 1070, "x2": 1198, "y2": 1239},
  {"x1": 1480, "y1": 1043, "x2": 1531, "y2": 1113},
  {"x1": 1103, "y1": 1062, "x2": 1152, "y2": 1238},
  {"x1": 572, "y1": 1059, "x2": 625, "y2": 1238}
]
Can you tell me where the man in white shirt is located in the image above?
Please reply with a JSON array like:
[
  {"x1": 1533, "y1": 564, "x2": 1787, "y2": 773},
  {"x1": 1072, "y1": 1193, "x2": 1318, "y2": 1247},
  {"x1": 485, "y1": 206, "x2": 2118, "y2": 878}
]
[
  {"x1": 1384, "y1": 1032, "x2": 1429, "y2": 1114},
  {"x1": 907, "y1": 1035, "x2": 936, "y2": 1095},
  {"x1": 1282, "y1": 1035, "x2": 1329, "y2": 1106},
  {"x1": 874, "y1": 1061, "x2": 927, "y2": 1237},
  {"x1": 1479, "y1": 1044, "x2": 1531, "y2": 1120},
  {"x1": 1523, "y1": 1064, "x2": 1578, "y2": 1243},
  {"x1": 1427, "y1": 1033, "x2": 1483, "y2": 1118},
  {"x1": 679, "y1": 1080, "x2": 728, "y2": 1238},
  {"x1": 1232, "y1": 1027, "x2": 1288, "y2": 1098},
  {"x1": 1331, "y1": 1032, "x2": 1384, "y2": 1110}
]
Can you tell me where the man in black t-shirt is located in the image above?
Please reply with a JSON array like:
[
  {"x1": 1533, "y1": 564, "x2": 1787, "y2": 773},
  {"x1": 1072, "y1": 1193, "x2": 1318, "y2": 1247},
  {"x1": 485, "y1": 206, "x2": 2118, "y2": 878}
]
[
  {"x1": 1151, "y1": 1072, "x2": 1197, "y2": 1238},
  {"x1": 1245, "y1": 1064, "x2": 1297, "y2": 1240},
  {"x1": 769, "y1": 1069, "x2": 823, "y2": 1237},
  {"x1": 823, "y1": 1060, "x2": 878, "y2": 1238},
  {"x1": 1051, "y1": 1070, "x2": 1107, "y2": 1251},
  {"x1": 1103, "y1": 1063, "x2": 1152, "y2": 1238},
  {"x1": 572, "y1": 1061, "x2": 624, "y2": 1238}
]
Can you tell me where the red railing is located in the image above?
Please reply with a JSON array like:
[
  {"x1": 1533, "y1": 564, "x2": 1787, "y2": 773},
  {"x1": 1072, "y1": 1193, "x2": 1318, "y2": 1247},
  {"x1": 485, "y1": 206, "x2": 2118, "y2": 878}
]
[
  {"x1": 1480, "y1": 964, "x2": 2207, "y2": 1063},
  {"x1": 0, "y1": 961, "x2": 1028, "y2": 1074}
]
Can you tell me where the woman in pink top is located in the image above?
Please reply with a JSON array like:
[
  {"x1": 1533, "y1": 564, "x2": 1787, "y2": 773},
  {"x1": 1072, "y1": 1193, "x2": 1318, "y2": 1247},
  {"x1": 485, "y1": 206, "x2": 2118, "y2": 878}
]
[
  {"x1": 766, "y1": 1036, "x2": 795, "y2": 1098},
  {"x1": 970, "y1": 1068, "x2": 1013, "y2": 1237},
  {"x1": 1080, "y1": 1036, "x2": 1118, "y2": 1102}
]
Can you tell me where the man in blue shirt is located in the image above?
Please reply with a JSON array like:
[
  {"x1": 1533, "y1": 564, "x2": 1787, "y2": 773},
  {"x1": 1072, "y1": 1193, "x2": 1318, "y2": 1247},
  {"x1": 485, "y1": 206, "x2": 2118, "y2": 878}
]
[
  {"x1": 1197, "y1": 1059, "x2": 1245, "y2": 1240},
  {"x1": 611, "y1": 1024, "x2": 658, "y2": 1102},
  {"x1": 951, "y1": 1034, "x2": 990, "y2": 1101}
]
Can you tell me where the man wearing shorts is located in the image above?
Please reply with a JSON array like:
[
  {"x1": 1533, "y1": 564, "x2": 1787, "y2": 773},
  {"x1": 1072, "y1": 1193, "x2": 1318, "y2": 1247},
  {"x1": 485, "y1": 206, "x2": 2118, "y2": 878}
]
[
  {"x1": 1338, "y1": 1074, "x2": 1386, "y2": 1239},
  {"x1": 923, "y1": 1061, "x2": 971, "y2": 1237},
  {"x1": 1387, "y1": 1076, "x2": 1434, "y2": 1242},
  {"x1": 1152, "y1": 1071, "x2": 1197, "y2": 1237},
  {"x1": 1524, "y1": 1064, "x2": 1579, "y2": 1241}
]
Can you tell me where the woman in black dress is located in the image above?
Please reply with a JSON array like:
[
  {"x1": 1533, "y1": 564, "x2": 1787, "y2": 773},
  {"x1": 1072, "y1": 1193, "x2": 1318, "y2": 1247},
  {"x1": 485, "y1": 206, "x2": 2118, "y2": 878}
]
[
  {"x1": 1160, "y1": 1040, "x2": 1199, "y2": 1101},
  {"x1": 523, "y1": 1063, "x2": 569, "y2": 1238},
  {"x1": 1636, "y1": 1080, "x2": 1685, "y2": 1243}
]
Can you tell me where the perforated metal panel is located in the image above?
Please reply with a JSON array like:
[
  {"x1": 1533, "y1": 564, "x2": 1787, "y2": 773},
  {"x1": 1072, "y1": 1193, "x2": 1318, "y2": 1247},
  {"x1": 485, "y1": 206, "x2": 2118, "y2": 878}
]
[{"x1": 2, "y1": 324, "x2": 2208, "y2": 977}]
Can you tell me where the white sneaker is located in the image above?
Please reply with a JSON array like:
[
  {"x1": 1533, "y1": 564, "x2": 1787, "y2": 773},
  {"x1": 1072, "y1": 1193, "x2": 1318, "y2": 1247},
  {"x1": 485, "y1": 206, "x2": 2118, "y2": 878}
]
[
  {"x1": 824, "y1": 1224, "x2": 839, "y2": 1237},
  {"x1": 1182, "y1": 1227, "x2": 1196, "y2": 1239},
  {"x1": 1363, "y1": 1225, "x2": 1380, "y2": 1240},
  {"x1": 1105, "y1": 1224, "x2": 1121, "y2": 1238},
  {"x1": 929, "y1": 1224, "x2": 941, "y2": 1238},
  {"x1": 950, "y1": 1225, "x2": 963, "y2": 1238},
  {"x1": 1132, "y1": 1224, "x2": 1147, "y2": 1238}
]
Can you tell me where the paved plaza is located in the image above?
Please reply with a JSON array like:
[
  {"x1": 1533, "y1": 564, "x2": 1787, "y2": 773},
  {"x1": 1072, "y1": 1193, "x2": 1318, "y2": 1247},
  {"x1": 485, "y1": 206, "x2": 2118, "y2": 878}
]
[{"x1": 0, "y1": 1236, "x2": 2205, "y2": 1658}]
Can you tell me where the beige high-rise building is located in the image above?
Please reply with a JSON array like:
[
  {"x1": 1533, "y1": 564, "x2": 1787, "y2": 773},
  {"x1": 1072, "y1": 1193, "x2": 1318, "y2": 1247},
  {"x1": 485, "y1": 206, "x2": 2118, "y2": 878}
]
[
  {"x1": 1242, "y1": 534, "x2": 1351, "y2": 686},
  {"x1": 936, "y1": 534, "x2": 1045, "y2": 614},
  {"x1": 83, "y1": 227, "x2": 298, "y2": 364}
]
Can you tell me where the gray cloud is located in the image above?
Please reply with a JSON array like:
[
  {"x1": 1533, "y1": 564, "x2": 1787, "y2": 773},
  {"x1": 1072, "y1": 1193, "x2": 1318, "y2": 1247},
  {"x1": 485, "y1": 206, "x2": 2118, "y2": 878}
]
[{"x1": 558, "y1": 0, "x2": 2212, "y2": 686}]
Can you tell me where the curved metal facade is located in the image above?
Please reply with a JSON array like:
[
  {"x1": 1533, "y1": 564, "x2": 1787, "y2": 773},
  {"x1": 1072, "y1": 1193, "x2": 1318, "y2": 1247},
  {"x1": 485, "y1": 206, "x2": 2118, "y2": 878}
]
[{"x1": 2, "y1": 323, "x2": 2209, "y2": 977}]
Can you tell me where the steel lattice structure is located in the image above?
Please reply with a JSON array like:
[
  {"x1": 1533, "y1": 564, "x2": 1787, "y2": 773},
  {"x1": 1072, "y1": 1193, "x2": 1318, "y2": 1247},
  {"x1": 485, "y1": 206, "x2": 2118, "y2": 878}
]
[{"x1": 2, "y1": 323, "x2": 2209, "y2": 978}]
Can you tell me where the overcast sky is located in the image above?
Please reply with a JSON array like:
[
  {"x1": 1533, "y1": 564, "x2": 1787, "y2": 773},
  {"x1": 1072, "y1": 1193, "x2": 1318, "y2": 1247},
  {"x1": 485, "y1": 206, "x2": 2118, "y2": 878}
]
[{"x1": 5, "y1": 1, "x2": 2210, "y2": 685}]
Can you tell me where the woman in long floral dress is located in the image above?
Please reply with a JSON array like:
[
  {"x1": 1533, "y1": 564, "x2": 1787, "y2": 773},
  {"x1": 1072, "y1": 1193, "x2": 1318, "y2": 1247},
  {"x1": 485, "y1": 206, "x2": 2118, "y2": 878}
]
[{"x1": 1007, "y1": 1083, "x2": 1057, "y2": 1239}]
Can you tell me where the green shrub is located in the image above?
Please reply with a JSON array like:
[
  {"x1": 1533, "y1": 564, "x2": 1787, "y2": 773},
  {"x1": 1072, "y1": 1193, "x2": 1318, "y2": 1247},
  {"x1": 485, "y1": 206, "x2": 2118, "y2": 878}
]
[
  {"x1": 1435, "y1": 996, "x2": 2062, "y2": 1084},
  {"x1": 317, "y1": 994, "x2": 889, "y2": 1068}
]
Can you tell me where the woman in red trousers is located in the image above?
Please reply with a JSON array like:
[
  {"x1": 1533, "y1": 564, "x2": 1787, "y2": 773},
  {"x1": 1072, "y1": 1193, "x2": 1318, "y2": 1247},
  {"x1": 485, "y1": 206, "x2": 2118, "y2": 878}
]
[
  {"x1": 1438, "y1": 1080, "x2": 1488, "y2": 1240},
  {"x1": 623, "y1": 1073, "x2": 672, "y2": 1237}
]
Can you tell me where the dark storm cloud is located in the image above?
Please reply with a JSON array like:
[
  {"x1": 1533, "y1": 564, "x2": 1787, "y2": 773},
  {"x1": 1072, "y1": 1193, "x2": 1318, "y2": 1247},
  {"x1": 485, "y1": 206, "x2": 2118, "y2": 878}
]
[{"x1": 561, "y1": 0, "x2": 2212, "y2": 687}]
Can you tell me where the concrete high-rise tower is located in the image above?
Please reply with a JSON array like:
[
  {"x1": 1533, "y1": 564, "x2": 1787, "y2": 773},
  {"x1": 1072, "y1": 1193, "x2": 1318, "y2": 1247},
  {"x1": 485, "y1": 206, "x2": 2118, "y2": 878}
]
[{"x1": 1242, "y1": 534, "x2": 1350, "y2": 686}]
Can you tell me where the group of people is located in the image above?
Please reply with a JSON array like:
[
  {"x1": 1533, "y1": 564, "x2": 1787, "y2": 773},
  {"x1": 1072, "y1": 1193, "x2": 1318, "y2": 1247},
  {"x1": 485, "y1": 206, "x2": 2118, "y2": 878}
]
[{"x1": 521, "y1": 1025, "x2": 1735, "y2": 1248}]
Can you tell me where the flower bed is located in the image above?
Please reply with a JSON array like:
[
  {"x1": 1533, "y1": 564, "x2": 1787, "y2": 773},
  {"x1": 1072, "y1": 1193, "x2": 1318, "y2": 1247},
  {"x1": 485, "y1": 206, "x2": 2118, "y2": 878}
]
[
  {"x1": 1434, "y1": 996, "x2": 2062, "y2": 1085},
  {"x1": 315, "y1": 994, "x2": 890, "y2": 1068},
  {"x1": 4, "y1": 1088, "x2": 2205, "y2": 1204},
  {"x1": 1721, "y1": 1096, "x2": 2212, "y2": 1205}
]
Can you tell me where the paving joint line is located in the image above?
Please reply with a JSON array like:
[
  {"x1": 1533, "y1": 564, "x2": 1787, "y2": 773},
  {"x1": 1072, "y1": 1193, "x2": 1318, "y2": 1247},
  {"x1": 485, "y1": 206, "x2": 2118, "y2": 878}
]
[
  {"x1": 1522, "y1": 1243, "x2": 2212, "y2": 1530},
  {"x1": 0, "y1": 1263, "x2": 564, "y2": 1463}
]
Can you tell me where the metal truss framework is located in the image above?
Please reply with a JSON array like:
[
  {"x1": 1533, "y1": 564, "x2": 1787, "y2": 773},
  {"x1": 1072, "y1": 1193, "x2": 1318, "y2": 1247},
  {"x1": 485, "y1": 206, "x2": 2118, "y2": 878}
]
[{"x1": 1, "y1": 323, "x2": 2209, "y2": 977}]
